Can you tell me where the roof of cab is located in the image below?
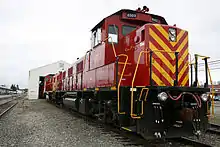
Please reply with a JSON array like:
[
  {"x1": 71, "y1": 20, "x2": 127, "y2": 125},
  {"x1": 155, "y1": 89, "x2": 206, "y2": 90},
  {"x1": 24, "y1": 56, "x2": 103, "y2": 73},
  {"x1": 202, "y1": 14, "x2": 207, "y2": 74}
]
[{"x1": 91, "y1": 9, "x2": 168, "y2": 31}]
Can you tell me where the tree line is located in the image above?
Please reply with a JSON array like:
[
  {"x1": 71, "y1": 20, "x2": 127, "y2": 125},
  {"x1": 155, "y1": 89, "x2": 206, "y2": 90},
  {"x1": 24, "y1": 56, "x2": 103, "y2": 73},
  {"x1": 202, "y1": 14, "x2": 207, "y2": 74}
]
[{"x1": 10, "y1": 84, "x2": 19, "y2": 91}]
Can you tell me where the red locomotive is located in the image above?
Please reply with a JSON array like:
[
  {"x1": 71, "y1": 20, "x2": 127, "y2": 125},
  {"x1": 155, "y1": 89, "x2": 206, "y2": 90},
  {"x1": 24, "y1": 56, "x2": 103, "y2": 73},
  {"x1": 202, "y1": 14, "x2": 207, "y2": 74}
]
[{"x1": 44, "y1": 6, "x2": 211, "y2": 139}]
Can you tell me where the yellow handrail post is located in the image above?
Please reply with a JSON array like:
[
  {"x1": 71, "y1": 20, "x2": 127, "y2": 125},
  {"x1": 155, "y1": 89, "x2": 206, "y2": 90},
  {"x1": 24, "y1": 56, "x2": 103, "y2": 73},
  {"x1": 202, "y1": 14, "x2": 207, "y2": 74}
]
[
  {"x1": 131, "y1": 51, "x2": 150, "y2": 119},
  {"x1": 130, "y1": 49, "x2": 177, "y2": 119},
  {"x1": 117, "y1": 54, "x2": 128, "y2": 114},
  {"x1": 207, "y1": 65, "x2": 215, "y2": 117},
  {"x1": 102, "y1": 37, "x2": 127, "y2": 114},
  {"x1": 195, "y1": 54, "x2": 214, "y2": 118}
]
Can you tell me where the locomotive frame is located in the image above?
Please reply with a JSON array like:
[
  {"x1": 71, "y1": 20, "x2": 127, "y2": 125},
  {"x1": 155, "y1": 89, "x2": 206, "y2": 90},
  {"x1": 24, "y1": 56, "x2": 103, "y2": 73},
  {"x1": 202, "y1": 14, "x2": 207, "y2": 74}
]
[{"x1": 43, "y1": 6, "x2": 212, "y2": 140}]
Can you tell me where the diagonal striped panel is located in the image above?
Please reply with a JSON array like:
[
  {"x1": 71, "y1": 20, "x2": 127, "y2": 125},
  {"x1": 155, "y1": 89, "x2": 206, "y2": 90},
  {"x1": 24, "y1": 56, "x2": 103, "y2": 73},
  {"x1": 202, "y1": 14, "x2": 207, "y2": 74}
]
[
  {"x1": 149, "y1": 28, "x2": 175, "y2": 60},
  {"x1": 153, "y1": 59, "x2": 174, "y2": 85},
  {"x1": 150, "y1": 42, "x2": 175, "y2": 73},
  {"x1": 171, "y1": 30, "x2": 185, "y2": 47},
  {"x1": 152, "y1": 24, "x2": 187, "y2": 48},
  {"x1": 179, "y1": 65, "x2": 189, "y2": 86},
  {"x1": 149, "y1": 25, "x2": 189, "y2": 87},
  {"x1": 178, "y1": 61, "x2": 188, "y2": 81},
  {"x1": 182, "y1": 73, "x2": 189, "y2": 86},
  {"x1": 178, "y1": 49, "x2": 188, "y2": 68},
  {"x1": 152, "y1": 72, "x2": 164, "y2": 86},
  {"x1": 149, "y1": 34, "x2": 176, "y2": 64},
  {"x1": 177, "y1": 36, "x2": 188, "y2": 52}
]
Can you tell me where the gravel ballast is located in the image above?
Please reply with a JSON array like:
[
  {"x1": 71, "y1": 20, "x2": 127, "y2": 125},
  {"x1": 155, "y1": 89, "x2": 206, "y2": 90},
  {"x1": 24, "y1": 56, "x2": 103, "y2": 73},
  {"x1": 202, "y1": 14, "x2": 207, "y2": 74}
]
[
  {"x1": 0, "y1": 99, "x2": 131, "y2": 147},
  {"x1": 1, "y1": 98, "x2": 220, "y2": 147}
]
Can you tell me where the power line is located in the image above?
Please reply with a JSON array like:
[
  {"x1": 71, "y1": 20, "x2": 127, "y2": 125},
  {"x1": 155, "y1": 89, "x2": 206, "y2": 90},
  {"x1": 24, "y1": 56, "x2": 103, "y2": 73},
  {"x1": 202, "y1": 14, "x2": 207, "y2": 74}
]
[
  {"x1": 191, "y1": 67, "x2": 220, "y2": 72},
  {"x1": 198, "y1": 59, "x2": 220, "y2": 65}
]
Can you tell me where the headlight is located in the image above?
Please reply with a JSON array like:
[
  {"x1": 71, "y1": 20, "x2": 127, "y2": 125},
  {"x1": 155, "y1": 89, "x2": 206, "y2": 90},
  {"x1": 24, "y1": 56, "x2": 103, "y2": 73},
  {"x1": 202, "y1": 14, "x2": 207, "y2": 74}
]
[
  {"x1": 158, "y1": 92, "x2": 168, "y2": 101},
  {"x1": 201, "y1": 93, "x2": 208, "y2": 101},
  {"x1": 107, "y1": 100, "x2": 112, "y2": 106},
  {"x1": 169, "y1": 28, "x2": 176, "y2": 42}
]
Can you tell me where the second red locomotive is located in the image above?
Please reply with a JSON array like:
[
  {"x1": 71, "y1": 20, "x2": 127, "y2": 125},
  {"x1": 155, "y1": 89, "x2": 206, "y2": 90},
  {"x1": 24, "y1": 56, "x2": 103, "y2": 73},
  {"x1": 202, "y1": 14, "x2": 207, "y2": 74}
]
[{"x1": 44, "y1": 6, "x2": 211, "y2": 139}]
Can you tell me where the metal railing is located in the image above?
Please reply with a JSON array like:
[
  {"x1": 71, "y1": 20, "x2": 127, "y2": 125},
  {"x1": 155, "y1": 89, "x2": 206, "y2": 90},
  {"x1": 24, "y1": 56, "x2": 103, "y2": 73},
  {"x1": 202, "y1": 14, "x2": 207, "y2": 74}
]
[
  {"x1": 130, "y1": 49, "x2": 178, "y2": 119},
  {"x1": 190, "y1": 54, "x2": 214, "y2": 118}
]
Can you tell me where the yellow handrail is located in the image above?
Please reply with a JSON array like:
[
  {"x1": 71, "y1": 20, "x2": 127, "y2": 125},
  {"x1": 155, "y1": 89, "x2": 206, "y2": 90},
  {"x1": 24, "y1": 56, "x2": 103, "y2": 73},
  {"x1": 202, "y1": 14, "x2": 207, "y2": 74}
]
[
  {"x1": 102, "y1": 37, "x2": 128, "y2": 115},
  {"x1": 131, "y1": 51, "x2": 150, "y2": 119},
  {"x1": 130, "y1": 49, "x2": 177, "y2": 119},
  {"x1": 117, "y1": 54, "x2": 128, "y2": 114},
  {"x1": 138, "y1": 88, "x2": 149, "y2": 117},
  {"x1": 195, "y1": 54, "x2": 214, "y2": 117},
  {"x1": 207, "y1": 64, "x2": 215, "y2": 117}
]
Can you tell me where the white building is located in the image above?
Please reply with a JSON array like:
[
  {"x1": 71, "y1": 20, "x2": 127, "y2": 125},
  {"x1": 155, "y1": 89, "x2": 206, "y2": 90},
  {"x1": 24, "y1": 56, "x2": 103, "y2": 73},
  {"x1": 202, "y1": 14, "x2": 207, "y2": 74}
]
[{"x1": 28, "y1": 60, "x2": 71, "y2": 99}]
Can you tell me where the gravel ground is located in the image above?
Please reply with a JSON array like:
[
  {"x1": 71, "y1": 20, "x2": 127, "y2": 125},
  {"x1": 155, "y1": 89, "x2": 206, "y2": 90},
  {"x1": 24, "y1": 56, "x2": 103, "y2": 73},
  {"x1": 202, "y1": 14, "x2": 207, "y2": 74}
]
[
  {"x1": 188, "y1": 132, "x2": 220, "y2": 147},
  {"x1": 186, "y1": 101, "x2": 220, "y2": 147},
  {"x1": 0, "y1": 98, "x2": 137, "y2": 147},
  {"x1": 1, "y1": 98, "x2": 220, "y2": 147}
]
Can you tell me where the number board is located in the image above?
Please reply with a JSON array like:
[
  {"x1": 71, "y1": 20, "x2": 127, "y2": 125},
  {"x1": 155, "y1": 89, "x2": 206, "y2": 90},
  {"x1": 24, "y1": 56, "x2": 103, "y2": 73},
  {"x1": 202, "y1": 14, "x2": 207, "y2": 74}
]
[{"x1": 126, "y1": 13, "x2": 137, "y2": 18}]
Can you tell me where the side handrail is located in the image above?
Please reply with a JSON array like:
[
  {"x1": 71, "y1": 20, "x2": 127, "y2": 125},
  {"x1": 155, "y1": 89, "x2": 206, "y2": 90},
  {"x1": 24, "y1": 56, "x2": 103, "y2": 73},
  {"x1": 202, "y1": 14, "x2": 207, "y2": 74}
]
[
  {"x1": 194, "y1": 54, "x2": 214, "y2": 117},
  {"x1": 117, "y1": 54, "x2": 128, "y2": 114},
  {"x1": 131, "y1": 51, "x2": 150, "y2": 119},
  {"x1": 102, "y1": 37, "x2": 128, "y2": 115},
  {"x1": 138, "y1": 88, "x2": 149, "y2": 117},
  {"x1": 130, "y1": 49, "x2": 179, "y2": 119},
  {"x1": 207, "y1": 64, "x2": 215, "y2": 117}
]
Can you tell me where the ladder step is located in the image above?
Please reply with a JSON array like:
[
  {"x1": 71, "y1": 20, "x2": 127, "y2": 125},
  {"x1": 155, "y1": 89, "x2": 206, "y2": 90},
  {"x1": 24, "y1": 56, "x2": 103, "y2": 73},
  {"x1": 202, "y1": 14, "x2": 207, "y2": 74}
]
[{"x1": 121, "y1": 126, "x2": 136, "y2": 132}]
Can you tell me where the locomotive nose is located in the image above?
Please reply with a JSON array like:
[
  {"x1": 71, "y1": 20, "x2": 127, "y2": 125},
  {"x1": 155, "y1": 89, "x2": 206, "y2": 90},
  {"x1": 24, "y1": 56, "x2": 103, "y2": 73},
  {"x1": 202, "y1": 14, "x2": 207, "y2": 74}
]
[{"x1": 160, "y1": 91, "x2": 206, "y2": 138}]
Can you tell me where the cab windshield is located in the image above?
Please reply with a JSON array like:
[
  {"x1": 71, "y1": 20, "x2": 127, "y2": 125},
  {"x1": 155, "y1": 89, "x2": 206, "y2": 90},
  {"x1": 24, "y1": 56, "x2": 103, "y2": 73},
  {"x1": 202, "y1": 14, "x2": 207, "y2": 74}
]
[{"x1": 122, "y1": 25, "x2": 136, "y2": 36}]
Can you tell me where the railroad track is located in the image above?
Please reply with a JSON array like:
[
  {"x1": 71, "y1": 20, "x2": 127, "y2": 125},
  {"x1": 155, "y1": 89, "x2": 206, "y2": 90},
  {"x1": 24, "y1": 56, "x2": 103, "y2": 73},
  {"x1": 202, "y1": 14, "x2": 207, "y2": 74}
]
[
  {"x1": 53, "y1": 103, "x2": 213, "y2": 147},
  {"x1": 170, "y1": 137, "x2": 212, "y2": 147},
  {"x1": 206, "y1": 123, "x2": 220, "y2": 135},
  {"x1": 0, "y1": 102, "x2": 18, "y2": 118},
  {"x1": 0, "y1": 95, "x2": 21, "y2": 118}
]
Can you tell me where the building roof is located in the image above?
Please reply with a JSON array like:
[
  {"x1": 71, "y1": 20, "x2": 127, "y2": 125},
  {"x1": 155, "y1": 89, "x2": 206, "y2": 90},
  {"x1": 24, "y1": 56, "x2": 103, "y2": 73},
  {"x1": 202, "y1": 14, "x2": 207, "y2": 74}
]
[
  {"x1": 0, "y1": 86, "x2": 12, "y2": 91},
  {"x1": 29, "y1": 60, "x2": 71, "y2": 72}
]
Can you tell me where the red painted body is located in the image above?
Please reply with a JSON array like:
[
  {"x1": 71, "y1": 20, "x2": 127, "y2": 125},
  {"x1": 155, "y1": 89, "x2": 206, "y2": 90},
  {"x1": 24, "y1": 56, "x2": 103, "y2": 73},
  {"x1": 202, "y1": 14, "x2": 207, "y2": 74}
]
[
  {"x1": 44, "y1": 74, "x2": 54, "y2": 92},
  {"x1": 44, "y1": 8, "x2": 188, "y2": 92}
]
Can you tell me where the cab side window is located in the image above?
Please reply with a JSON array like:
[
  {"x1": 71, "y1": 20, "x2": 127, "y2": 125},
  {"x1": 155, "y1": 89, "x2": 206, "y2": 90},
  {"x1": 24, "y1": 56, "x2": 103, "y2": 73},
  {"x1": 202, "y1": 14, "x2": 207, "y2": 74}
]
[
  {"x1": 91, "y1": 28, "x2": 102, "y2": 48},
  {"x1": 108, "y1": 25, "x2": 118, "y2": 43}
]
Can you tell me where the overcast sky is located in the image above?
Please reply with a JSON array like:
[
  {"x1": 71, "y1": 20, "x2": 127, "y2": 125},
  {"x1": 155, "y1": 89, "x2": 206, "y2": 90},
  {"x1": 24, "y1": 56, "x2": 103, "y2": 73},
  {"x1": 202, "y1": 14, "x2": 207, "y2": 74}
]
[{"x1": 0, "y1": 0, "x2": 219, "y2": 88}]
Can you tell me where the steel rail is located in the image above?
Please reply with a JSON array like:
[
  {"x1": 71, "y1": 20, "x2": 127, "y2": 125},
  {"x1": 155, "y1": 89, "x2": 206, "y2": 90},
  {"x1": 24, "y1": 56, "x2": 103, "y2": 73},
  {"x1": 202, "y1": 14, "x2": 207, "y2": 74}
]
[
  {"x1": 0, "y1": 102, "x2": 18, "y2": 118},
  {"x1": 171, "y1": 137, "x2": 212, "y2": 147},
  {"x1": 207, "y1": 123, "x2": 220, "y2": 135},
  {"x1": 0, "y1": 99, "x2": 14, "y2": 107}
]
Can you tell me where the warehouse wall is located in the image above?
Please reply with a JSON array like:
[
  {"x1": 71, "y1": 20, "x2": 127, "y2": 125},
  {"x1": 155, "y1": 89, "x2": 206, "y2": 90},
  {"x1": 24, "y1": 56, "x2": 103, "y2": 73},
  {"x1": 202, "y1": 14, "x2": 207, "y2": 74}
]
[{"x1": 28, "y1": 60, "x2": 70, "y2": 99}]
